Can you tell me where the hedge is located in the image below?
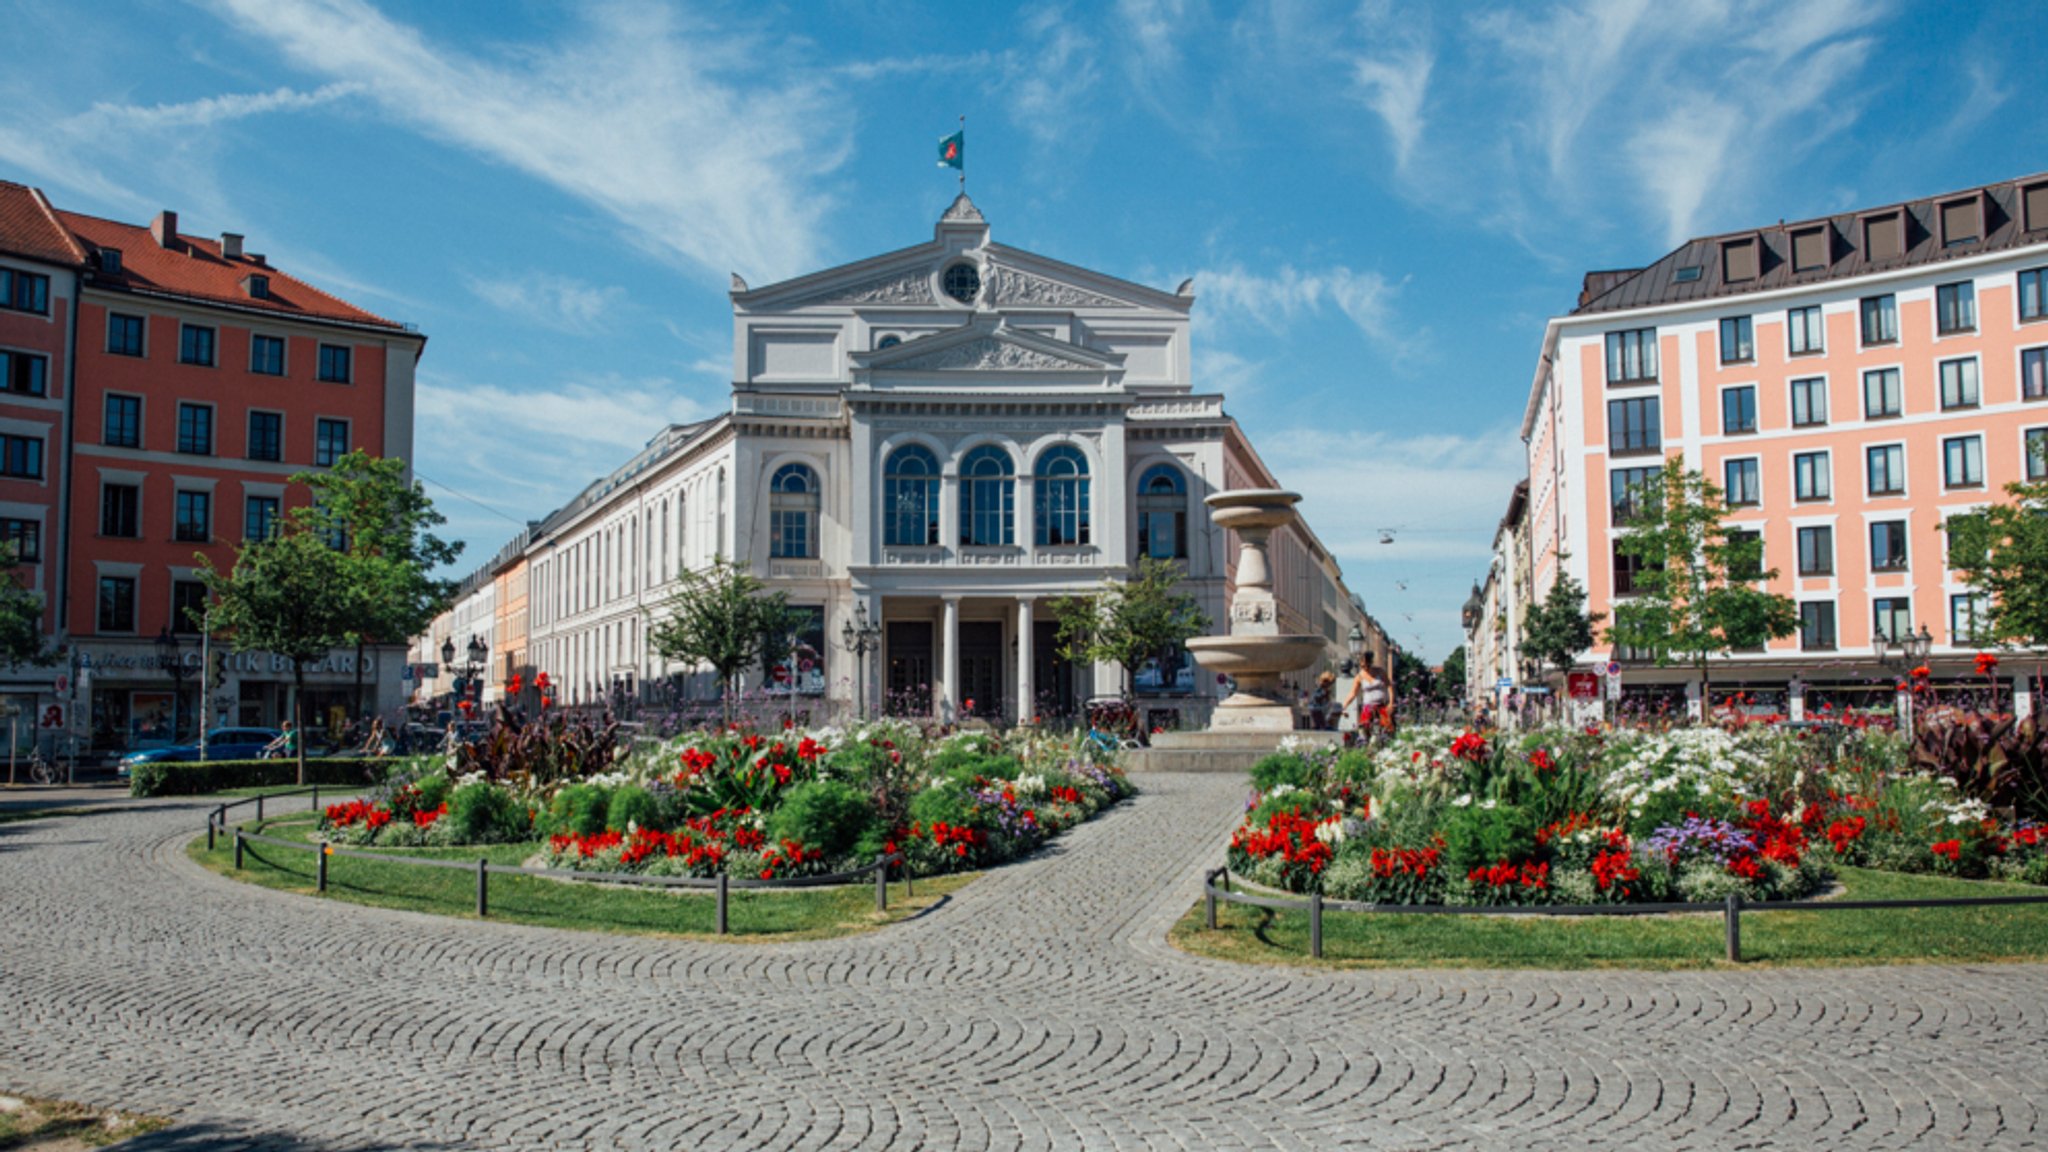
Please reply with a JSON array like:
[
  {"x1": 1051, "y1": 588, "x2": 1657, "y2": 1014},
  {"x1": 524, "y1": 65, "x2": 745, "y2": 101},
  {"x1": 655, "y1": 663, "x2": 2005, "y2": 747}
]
[{"x1": 129, "y1": 757, "x2": 394, "y2": 798}]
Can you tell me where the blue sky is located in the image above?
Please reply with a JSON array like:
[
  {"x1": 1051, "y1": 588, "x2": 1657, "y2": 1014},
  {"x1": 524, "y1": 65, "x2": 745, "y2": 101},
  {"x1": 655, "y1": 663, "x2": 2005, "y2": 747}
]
[{"x1": 3, "y1": 0, "x2": 2043, "y2": 660}]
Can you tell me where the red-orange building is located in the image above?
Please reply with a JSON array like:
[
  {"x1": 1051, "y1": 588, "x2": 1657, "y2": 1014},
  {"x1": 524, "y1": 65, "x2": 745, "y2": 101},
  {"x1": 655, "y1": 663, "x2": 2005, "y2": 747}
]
[{"x1": 0, "y1": 184, "x2": 423, "y2": 753}]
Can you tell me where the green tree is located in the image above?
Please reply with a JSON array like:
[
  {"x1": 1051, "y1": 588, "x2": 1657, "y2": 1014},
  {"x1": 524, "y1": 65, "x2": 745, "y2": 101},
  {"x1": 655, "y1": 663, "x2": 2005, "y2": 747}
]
[
  {"x1": 1521, "y1": 568, "x2": 1604, "y2": 677},
  {"x1": 0, "y1": 540, "x2": 55, "y2": 668},
  {"x1": 199, "y1": 528, "x2": 356, "y2": 784},
  {"x1": 1438, "y1": 646, "x2": 1467, "y2": 702},
  {"x1": 647, "y1": 557, "x2": 801, "y2": 721},
  {"x1": 1603, "y1": 457, "x2": 1797, "y2": 709},
  {"x1": 1046, "y1": 556, "x2": 1209, "y2": 695},
  {"x1": 294, "y1": 450, "x2": 461, "y2": 716},
  {"x1": 1945, "y1": 477, "x2": 2048, "y2": 648}
]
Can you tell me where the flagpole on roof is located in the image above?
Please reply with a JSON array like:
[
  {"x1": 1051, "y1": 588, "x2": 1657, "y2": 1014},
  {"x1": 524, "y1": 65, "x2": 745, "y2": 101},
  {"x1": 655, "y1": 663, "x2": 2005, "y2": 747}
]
[{"x1": 958, "y1": 114, "x2": 966, "y2": 194}]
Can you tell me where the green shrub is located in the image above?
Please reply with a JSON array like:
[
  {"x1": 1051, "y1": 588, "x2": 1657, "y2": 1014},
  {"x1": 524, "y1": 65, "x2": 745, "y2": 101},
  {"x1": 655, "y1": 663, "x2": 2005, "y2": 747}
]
[
  {"x1": 1250, "y1": 753, "x2": 1316, "y2": 793},
  {"x1": 606, "y1": 785, "x2": 659, "y2": 832},
  {"x1": 909, "y1": 780, "x2": 976, "y2": 830},
  {"x1": 129, "y1": 757, "x2": 388, "y2": 798},
  {"x1": 1330, "y1": 749, "x2": 1376, "y2": 787},
  {"x1": 1439, "y1": 801, "x2": 1542, "y2": 876},
  {"x1": 546, "y1": 783, "x2": 610, "y2": 837},
  {"x1": 767, "y1": 780, "x2": 874, "y2": 858},
  {"x1": 445, "y1": 781, "x2": 526, "y2": 843},
  {"x1": 412, "y1": 771, "x2": 453, "y2": 812}
]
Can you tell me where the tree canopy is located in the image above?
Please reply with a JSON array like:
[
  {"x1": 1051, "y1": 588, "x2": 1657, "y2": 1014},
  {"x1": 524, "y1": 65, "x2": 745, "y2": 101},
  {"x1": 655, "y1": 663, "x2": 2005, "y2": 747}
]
[
  {"x1": 0, "y1": 539, "x2": 54, "y2": 669},
  {"x1": 1521, "y1": 567, "x2": 1604, "y2": 676},
  {"x1": 1046, "y1": 556, "x2": 1208, "y2": 694},
  {"x1": 1945, "y1": 476, "x2": 2048, "y2": 649},
  {"x1": 648, "y1": 557, "x2": 802, "y2": 718}
]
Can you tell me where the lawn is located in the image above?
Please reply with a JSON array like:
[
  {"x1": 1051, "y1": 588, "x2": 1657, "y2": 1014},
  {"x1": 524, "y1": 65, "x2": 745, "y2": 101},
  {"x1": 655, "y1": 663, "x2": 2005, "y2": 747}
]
[
  {"x1": 0, "y1": 1092, "x2": 167, "y2": 1148},
  {"x1": 1171, "y1": 866, "x2": 2048, "y2": 970},
  {"x1": 191, "y1": 813, "x2": 972, "y2": 941}
]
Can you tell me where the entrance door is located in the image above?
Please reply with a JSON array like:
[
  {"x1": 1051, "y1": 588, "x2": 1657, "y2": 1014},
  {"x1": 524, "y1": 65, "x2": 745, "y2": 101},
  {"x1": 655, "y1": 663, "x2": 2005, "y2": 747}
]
[
  {"x1": 1034, "y1": 619, "x2": 1078, "y2": 721},
  {"x1": 886, "y1": 621, "x2": 932, "y2": 717},
  {"x1": 958, "y1": 621, "x2": 1003, "y2": 719}
]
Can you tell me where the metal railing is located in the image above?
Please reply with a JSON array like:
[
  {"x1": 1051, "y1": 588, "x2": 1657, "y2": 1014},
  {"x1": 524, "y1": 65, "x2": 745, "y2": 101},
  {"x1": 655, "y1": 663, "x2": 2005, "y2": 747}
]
[
  {"x1": 207, "y1": 790, "x2": 909, "y2": 935},
  {"x1": 1200, "y1": 866, "x2": 2048, "y2": 962}
]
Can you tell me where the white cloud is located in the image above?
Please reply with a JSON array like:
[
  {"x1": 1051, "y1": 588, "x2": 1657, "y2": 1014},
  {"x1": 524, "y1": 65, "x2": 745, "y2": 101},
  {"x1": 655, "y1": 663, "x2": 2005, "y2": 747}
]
[
  {"x1": 1009, "y1": 8, "x2": 1101, "y2": 149},
  {"x1": 68, "y1": 83, "x2": 360, "y2": 133},
  {"x1": 1193, "y1": 263, "x2": 1405, "y2": 350},
  {"x1": 1351, "y1": 46, "x2": 1433, "y2": 172},
  {"x1": 464, "y1": 272, "x2": 626, "y2": 335},
  {"x1": 206, "y1": 0, "x2": 846, "y2": 284}
]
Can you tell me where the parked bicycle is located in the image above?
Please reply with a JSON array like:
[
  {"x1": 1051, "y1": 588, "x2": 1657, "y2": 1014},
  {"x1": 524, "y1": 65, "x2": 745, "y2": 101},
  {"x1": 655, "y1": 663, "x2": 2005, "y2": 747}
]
[{"x1": 27, "y1": 747, "x2": 58, "y2": 786}]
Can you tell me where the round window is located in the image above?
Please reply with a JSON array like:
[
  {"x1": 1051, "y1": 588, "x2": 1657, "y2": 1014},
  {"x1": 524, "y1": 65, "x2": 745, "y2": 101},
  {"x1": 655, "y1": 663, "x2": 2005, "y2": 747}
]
[
  {"x1": 942, "y1": 262, "x2": 981, "y2": 305},
  {"x1": 877, "y1": 334, "x2": 901, "y2": 349}
]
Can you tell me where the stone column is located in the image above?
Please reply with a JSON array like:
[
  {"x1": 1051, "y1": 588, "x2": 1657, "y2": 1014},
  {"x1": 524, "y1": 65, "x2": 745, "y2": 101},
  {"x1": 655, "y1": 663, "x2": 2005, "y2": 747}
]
[
  {"x1": 941, "y1": 596, "x2": 960, "y2": 723},
  {"x1": 1016, "y1": 598, "x2": 1034, "y2": 724}
]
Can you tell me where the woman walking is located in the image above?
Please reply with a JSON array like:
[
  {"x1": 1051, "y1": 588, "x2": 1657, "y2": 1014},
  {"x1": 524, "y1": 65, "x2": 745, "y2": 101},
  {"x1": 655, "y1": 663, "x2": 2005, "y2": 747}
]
[{"x1": 1342, "y1": 657, "x2": 1394, "y2": 743}]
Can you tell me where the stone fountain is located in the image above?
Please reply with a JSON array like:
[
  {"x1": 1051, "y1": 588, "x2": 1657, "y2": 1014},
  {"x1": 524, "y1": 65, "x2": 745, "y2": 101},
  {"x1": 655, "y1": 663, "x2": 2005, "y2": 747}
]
[{"x1": 1136, "y1": 489, "x2": 1340, "y2": 772}]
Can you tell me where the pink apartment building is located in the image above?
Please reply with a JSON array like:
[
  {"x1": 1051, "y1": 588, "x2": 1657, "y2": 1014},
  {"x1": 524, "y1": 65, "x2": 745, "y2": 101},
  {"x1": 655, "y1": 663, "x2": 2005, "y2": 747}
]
[{"x1": 1522, "y1": 172, "x2": 2048, "y2": 713}]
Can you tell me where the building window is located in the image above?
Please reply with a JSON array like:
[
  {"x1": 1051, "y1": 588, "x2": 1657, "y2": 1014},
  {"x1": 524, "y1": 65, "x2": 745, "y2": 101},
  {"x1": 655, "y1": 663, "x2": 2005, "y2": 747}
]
[
  {"x1": 315, "y1": 419, "x2": 349, "y2": 466},
  {"x1": 1787, "y1": 305, "x2": 1824, "y2": 355},
  {"x1": 0, "y1": 434, "x2": 42, "y2": 479},
  {"x1": 1860, "y1": 294, "x2": 1897, "y2": 345},
  {"x1": 317, "y1": 344, "x2": 351, "y2": 383},
  {"x1": 174, "y1": 490, "x2": 210, "y2": 542},
  {"x1": 1939, "y1": 358, "x2": 1980, "y2": 409},
  {"x1": 0, "y1": 268, "x2": 50, "y2": 315},
  {"x1": 245, "y1": 495, "x2": 280, "y2": 541},
  {"x1": 171, "y1": 580, "x2": 207, "y2": 634},
  {"x1": 1033, "y1": 445, "x2": 1092, "y2": 546},
  {"x1": 942, "y1": 263, "x2": 981, "y2": 305},
  {"x1": 102, "y1": 395, "x2": 141, "y2": 449},
  {"x1": 0, "y1": 349, "x2": 46, "y2": 396},
  {"x1": 1791, "y1": 226, "x2": 1830, "y2": 272},
  {"x1": 1719, "y1": 316, "x2": 1753, "y2": 363},
  {"x1": 2028, "y1": 428, "x2": 2048, "y2": 480},
  {"x1": 1943, "y1": 435, "x2": 1984, "y2": 488},
  {"x1": 107, "y1": 313, "x2": 145, "y2": 356},
  {"x1": 100, "y1": 484, "x2": 139, "y2": 538},
  {"x1": 0, "y1": 518, "x2": 39, "y2": 563},
  {"x1": 97, "y1": 576, "x2": 135, "y2": 633},
  {"x1": 1793, "y1": 451, "x2": 1830, "y2": 501},
  {"x1": 1790, "y1": 376, "x2": 1828, "y2": 427},
  {"x1": 1941, "y1": 197, "x2": 1983, "y2": 247},
  {"x1": 1607, "y1": 397, "x2": 1660, "y2": 454},
  {"x1": 1799, "y1": 601, "x2": 1836, "y2": 651},
  {"x1": 250, "y1": 334, "x2": 285, "y2": 376},
  {"x1": 1609, "y1": 466, "x2": 1659, "y2": 522},
  {"x1": 1136, "y1": 464, "x2": 1188, "y2": 559},
  {"x1": 2025, "y1": 348, "x2": 2048, "y2": 400},
  {"x1": 1796, "y1": 525, "x2": 1833, "y2": 576},
  {"x1": 2022, "y1": 268, "x2": 2048, "y2": 322},
  {"x1": 1863, "y1": 368, "x2": 1902, "y2": 418},
  {"x1": 1870, "y1": 520, "x2": 1909, "y2": 571},
  {"x1": 1937, "y1": 281, "x2": 1977, "y2": 335},
  {"x1": 1723, "y1": 458, "x2": 1759, "y2": 506},
  {"x1": 883, "y1": 444, "x2": 940, "y2": 547},
  {"x1": 1950, "y1": 593, "x2": 1988, "y2": 645},
  {"x1": 1613, "y1": 542, "x2": 1657, "y2": 596},
  {"x1": 1726, "y1": 528, "x2": 1764, "y2": 581},
  {"x1": 768, "y1": 463, "x2": 819, "y2": 559},
  {"x1": 177, "y1": 403, "x2": 214, "y2": 455},
  {"x1": 1604, "y1": 328, "x2": 1658, "y2": 384},
  {"x1": 1873, "y1": 597, "x2": 1912, "y2": 643},
  {"x1": 1866, "y1": 444, "x2": 1905, "y2": 496},
  {"x1": 247, "y1": 411, "x2": 282, "y2": 462},
  {"x1": 959, "y1": 444, "x2": 1015, "y2": 547},
  {"x1": 1721, "y1": 386, "x2": 1756, "y2": 434},
  {"x1": 179, "y1": 324, "x2": 216, "y2": 366}
]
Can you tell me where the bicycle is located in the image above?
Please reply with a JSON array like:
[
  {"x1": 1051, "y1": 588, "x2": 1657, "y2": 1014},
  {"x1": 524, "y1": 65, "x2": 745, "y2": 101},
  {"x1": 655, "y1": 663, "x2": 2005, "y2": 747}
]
[{"x1": 26, "y1": 747, "x2": 58, "y2": 786}]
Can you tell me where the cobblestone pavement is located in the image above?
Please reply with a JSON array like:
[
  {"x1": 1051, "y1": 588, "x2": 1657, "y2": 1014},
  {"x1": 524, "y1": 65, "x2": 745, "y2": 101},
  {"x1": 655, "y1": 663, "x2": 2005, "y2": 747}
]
[{"x1": 3, "y1": 775, "x2": 2046, "y2": 1151}]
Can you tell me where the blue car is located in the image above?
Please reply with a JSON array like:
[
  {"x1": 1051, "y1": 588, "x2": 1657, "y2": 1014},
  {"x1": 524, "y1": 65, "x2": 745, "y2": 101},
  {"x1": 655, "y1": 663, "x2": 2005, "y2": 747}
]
[{"x1": 118, "y1": 727, "x2": 283, "y2": 775}]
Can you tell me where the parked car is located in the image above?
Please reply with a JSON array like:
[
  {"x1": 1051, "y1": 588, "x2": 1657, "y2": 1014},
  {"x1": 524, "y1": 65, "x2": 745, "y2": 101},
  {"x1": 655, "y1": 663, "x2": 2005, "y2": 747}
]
[{"x1": 117, "y1": 728, "x2": 283, "y2": 775}]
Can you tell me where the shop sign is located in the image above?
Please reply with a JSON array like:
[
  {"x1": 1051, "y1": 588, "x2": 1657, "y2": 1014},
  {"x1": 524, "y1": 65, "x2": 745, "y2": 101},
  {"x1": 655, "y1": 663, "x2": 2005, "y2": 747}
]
[
  {"x1": 1567, "y1": 672, "x2": 1599, "y2": 699},
  {"x1": 80, "y1": 646, "x2": 379, "y2": 677}
]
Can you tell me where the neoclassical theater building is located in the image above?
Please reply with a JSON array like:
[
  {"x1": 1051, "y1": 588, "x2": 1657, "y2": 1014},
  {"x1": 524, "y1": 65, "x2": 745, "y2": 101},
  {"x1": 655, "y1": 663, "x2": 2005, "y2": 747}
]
[{"x1": 424, "y1": 196, "x2": 1381, "y2": 725}]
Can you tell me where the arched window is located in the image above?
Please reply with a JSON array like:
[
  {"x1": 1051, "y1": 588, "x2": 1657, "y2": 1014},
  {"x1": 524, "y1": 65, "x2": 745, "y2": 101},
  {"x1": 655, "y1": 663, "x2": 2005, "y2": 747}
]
[
  {"x1": 1034, "y1": 444, "x2": 1091, "y2": 546},
  {"x1": 884, "y1": 444, "x2": 941, "y2": 546},
  {"x1": 1136, "y1": 464, "x2": 1187, "y2": 559},
  {"x1": 770, "y1": 463, "x2": 819, "y2": 559},
  {"x1": 959, "y1": 445, "x2": 1015, "y2": 547}
]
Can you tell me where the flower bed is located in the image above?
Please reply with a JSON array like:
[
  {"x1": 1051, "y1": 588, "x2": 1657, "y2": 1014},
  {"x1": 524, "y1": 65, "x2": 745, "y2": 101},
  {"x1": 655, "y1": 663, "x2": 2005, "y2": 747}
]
[
  {"x1": 318, "y1": 719, "x2": 1132, "y2": 881},
  {"x1": 1226, "y1": 724, "x2": 2048, "y2": 906}
]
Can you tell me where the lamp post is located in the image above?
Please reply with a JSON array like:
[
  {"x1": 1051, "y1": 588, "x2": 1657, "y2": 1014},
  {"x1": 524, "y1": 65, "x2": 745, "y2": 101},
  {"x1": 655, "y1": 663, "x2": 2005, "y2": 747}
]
[
  {"x1": 840, "y1": 602, "x2": 881, "y2": 721},
  {"x1": 1346, "y1": 623, "x2": 1366, "y2": 673},
  {"x1": 1875, "y1": 624, "x2": 1935, "y2": 728},
  {"x1": 441, "y1": 634, "x2": 489, "y2": 717}
]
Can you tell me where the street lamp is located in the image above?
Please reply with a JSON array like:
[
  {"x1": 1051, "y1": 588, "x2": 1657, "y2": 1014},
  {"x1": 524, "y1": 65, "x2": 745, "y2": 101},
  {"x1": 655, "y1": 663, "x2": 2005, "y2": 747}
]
[
  {"x1": 1875, "y1": 623, "x2": 1936, "y2": 729},
  {"x1": 840, "y1": 602, "x2": 881, "y2": 720},
  {"x1": 441, "y1": 634, "x2": 488, "y2": 715},
  {"x1": 1346, "y1": 623, "x2": 1366, "y2": 666}
]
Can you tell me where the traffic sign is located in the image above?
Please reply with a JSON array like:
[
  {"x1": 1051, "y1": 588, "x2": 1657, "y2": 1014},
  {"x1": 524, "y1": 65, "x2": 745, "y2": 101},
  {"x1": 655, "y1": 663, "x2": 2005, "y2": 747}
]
[
  {"x1": 1604, "y1": 661, "x2": 1622, "y2": 676},
  {"x1": 53, "y1": 674, "x2": 67, "y2": 695},
  {"x1": 1495, "y1": 677, "x2": 1514, "y2": 689}
]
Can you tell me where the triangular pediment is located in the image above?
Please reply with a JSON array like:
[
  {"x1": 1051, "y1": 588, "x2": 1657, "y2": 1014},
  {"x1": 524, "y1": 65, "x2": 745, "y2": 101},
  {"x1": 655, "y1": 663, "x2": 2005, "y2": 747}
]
[{"x1": 853, "y1": 318, "x2": 1124, "y2": 375}]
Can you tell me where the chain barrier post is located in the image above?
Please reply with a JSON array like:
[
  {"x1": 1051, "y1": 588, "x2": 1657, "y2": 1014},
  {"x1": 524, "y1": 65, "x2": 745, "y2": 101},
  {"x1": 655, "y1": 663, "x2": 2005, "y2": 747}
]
[
  {"x1": 716, "y1": 873, "x2": 729, "y2": 935},
  {"x1": 476, "y1": 859, "x2": 489, "y2": 918},
  {"x1": 317, "y1": 841, "x2": 328, "y2": 892},
  {"x1": 875, "y1": 862, "x2": 888, "y2": 913},
  {"x1": 1309, "y1": 892, "x2": 1324, "y2": 959},
  {"x1": 233, "y1": 830, "x2": 244, "y2": 870},
  {"x1": 1724, "y1": 891, "x2": 1742, "y2": 963}
]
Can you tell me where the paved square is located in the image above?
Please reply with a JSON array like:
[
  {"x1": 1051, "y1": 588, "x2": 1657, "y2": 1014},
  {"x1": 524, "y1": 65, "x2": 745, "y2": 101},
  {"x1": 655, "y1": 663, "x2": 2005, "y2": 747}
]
[{"x1": 2, "y1": 774, "x2": 2045, "y2": 1149}]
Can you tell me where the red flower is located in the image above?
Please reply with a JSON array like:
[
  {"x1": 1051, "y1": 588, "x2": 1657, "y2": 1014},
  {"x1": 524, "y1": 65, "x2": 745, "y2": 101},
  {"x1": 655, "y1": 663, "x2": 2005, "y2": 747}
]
[
  {"x1": 1932, "y1": 839, "x2": 1963, "y2": 861},
  {"x1": 1725, "y1": 854, "x2": 1762, "y2": 880},
  {"x1": 1449, "y1": 732, "x2": 1488, "y2": 763},
  {"x1": 1911, "y1": 665, "x2": 1931, "y2": 680},
  {"x1": 1975, "y1": 653, "x2": 2000, "y2": 677},
  {"x1": 1527, "y1": 749, "x2": 1555, "y2": 771}
]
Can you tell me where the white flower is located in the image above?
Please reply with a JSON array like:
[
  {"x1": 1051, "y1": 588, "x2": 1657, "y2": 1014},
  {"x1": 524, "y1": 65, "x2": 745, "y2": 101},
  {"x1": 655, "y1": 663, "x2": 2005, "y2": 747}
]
[
  {"x1": 1313, "y1": 818, "x2": 1346, "y2": 846},
  {"x1": 1452, "y1": 794, "x2": 1473, "y2": 808},
  {"x1": 1479, "y1": 799, "x2": 1498, "y2": 811},
  {"x1": 1270, "y1": 783, "x2": 1298, "y2": 799}
]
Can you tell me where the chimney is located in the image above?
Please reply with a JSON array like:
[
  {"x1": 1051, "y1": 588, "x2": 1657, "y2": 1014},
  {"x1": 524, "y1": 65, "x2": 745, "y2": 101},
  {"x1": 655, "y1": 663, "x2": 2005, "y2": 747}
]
[
  {"x1": 246, "y1": 253, "x2": 267, "y2": 268},
  {"x1": 150, "y1": 210, "x2": 178, "y2": 249},
  {"x1": 220, "y1": 232, "x2": 243, "y2": 260}
]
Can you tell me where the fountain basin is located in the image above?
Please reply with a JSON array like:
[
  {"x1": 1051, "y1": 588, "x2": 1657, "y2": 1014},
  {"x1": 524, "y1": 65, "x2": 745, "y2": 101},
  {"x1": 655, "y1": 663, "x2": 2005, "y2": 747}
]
[
  {"x1": 1204, "y1": 489, "x2": 1301, "y2": 533},
  {"x1": 1184, "y1": 635, "x2": 1324, "y2": 677}
]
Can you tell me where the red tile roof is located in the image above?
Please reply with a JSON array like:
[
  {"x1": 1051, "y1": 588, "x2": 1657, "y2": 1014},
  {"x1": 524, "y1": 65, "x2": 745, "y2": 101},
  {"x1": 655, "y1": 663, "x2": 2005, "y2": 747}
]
[
  {"x1": 0, "y1": 180, "x2": 88, "y2": 266},
  {"x1": 56, "y1": 209, "x2": 405, "y2": 331}
]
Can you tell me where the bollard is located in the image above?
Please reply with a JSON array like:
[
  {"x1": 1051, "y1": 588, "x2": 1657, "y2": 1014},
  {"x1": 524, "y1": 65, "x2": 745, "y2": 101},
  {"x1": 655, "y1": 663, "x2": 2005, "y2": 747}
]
[
  {"x1": 207, "y1": 812, "x2": 216, "y2": 853},
  {"x1": 1205, "y1": 876, "x2": 1218, "y2": 931},
  {"x1": 1724, "y1": 891, "x2": 1742, "y2": 963},
  {"x1": 716, "y1": 873, "x2": 729, "y2": 935},
  {"x1": 476, "y1": 859, "x2": 489, "y2": 918},
  {"x1": 256, "y1": 794, "x2": 264, "y2": 822},
  {"x1": 1309, "y1": 892, "x2": 1324, "y2": 960},
  {"x1": 317, "y1": 841, "x2": 329, "y2": 892},
  {"x1": 233, "y1": 830, "x2": 244, "y2": 870},
  {"x1": 310, "y1": 786, "x2": 319, "y2": 815},
  {"x1": 876, "y1": 863, "x2": 888, "y2": 913},
  {"x1": 904, "y1": 858, "x2": 913, "y2": 900}
]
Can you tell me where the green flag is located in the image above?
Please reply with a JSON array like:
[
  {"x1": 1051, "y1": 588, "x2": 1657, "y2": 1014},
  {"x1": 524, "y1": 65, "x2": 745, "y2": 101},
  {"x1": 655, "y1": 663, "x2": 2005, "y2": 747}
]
[{"x1": 937, "y1": 130, "x2": 963, "y2": 170}]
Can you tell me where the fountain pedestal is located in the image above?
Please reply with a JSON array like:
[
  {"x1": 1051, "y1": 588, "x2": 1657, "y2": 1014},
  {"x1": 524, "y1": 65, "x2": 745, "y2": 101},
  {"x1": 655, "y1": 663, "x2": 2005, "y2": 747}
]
[{"x1": 1130, "y1": 489, "x2": 1341, "y2": 772}]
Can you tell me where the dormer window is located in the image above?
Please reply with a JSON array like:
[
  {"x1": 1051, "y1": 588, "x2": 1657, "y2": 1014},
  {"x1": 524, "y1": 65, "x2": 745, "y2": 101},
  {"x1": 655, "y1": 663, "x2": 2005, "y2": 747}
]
[
  {"x1": 1940, "y1": 195, "x2": 1983, "y2": 248},
  {"x1": 243, "y1": 273, "x2": 270, "y2": 299},
  {"x1": 98, "y1": 248, "x2": 122, "y2": 274},
  {"x1": 1863, "y1": 211, "x2": 1904, "y2": 262},
  {"x1": 1790, "y1": 225, "x2": 1830, "y2": 272},
  {"x1": 1721, "y1": 237, "x2": 1758, "y2": 283}
]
